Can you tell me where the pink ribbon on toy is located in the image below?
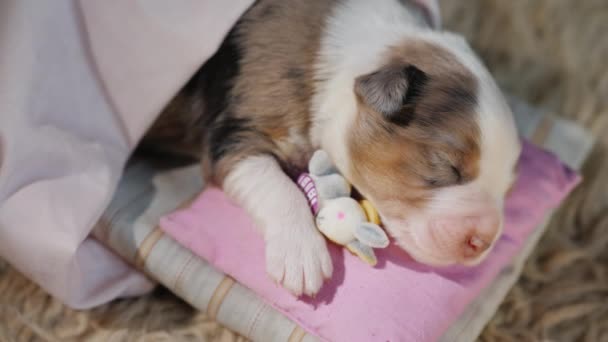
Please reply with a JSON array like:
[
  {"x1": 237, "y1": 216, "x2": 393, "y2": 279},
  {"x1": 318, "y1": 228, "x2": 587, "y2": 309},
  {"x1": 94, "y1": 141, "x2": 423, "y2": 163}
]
[{"x1": 297, "y1": 173, "x2": 320, "y2": 215}]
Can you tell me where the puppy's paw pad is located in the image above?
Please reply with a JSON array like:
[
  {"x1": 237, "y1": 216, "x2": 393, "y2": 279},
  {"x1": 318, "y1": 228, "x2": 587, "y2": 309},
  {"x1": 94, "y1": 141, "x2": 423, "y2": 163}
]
[{"x1": 265, "y1": 227, "x2": 333, "y2": 297}]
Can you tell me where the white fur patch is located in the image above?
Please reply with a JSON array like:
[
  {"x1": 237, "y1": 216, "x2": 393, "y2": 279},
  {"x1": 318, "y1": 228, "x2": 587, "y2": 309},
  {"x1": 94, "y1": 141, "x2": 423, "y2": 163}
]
[
  {"x1": 223, "y1": 155, "x2": 333, "y2": 296},
  {"x1": 421, "y1": 32, "x2": 521, "y2": 245}
]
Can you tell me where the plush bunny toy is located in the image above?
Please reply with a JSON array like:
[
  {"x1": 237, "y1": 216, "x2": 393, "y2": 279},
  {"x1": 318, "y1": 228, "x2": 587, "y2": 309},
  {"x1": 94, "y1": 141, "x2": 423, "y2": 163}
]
[{"x1": 297, "y1": 150, "x2": 390, "y2": 266}]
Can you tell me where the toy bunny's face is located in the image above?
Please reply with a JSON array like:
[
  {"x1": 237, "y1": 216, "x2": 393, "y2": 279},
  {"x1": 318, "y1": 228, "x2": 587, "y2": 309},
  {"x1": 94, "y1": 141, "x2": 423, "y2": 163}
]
[{"x1": 315, "y1": 198, "x2": 366, "y2": 245}]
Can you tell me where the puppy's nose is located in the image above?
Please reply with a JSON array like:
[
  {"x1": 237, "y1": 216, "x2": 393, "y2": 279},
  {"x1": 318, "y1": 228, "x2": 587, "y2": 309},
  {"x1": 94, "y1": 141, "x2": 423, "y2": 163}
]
[
  {"x1": 463, "y1": 234, "x2": 490, "y2": 258},
  {"x1": 461, "y1": 213, "x2": 500, "y2": 260}
]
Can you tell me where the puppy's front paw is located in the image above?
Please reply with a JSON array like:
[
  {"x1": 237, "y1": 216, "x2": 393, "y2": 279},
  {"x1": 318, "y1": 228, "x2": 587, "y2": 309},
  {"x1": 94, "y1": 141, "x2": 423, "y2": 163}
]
[{"x1": 265, "y1": 224, "x2": 333, "y2": 297}]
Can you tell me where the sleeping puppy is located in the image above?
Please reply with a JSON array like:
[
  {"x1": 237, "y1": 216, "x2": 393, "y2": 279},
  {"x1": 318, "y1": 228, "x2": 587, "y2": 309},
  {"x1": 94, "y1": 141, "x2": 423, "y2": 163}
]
[{"x1": 143, "y1": 0, "x2": 521, "y2": 296}]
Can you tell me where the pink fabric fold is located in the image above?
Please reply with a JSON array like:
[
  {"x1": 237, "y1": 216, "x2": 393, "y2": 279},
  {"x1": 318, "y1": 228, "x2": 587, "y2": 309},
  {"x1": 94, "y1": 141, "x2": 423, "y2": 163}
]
[{"x1": 161, "y1": 141, "x2": 580, "y2": 342}]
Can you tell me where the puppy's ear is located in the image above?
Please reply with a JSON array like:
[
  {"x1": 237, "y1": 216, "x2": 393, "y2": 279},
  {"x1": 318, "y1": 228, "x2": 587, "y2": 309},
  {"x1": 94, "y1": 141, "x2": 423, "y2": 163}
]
[{"x1": 355, "y1": 65, "x2": 428, "y2": 126}]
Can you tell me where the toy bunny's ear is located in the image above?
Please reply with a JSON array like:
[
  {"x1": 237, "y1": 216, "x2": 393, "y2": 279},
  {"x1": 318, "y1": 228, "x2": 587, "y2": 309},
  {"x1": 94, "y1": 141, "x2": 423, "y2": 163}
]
[
  {"x1": 315, "y1": 173, "x2": 351, "y2": 199},
  {"x1": 346, "y1": 240, "x2": 377, "y2": 266},
  {"x1": 309, "y1": 150, "x2": 338, "y2": 176},
  {"x1": 355, "y1": 222, "x2": 390, "y2": 248}
]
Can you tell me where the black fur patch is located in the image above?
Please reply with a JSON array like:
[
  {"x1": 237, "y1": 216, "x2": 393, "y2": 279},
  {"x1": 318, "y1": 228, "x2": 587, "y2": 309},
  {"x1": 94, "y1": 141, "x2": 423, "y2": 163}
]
[
  {"x1": 208, "y1": 117, "x2": 256, "y2": 163},
  {"x1": 389, "y1": 65, "x2": 429, "y2": 126},
  {"x1": 187, "y1": 27, "x2": 243, "y2": 131},
  {"x1": 401, "y1": 65, "x2": 429, "y2": 106}
]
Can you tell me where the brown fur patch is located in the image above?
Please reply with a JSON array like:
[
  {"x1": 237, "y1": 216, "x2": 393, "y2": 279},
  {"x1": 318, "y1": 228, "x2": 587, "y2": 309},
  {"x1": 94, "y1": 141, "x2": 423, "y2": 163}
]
[
  {"x1": 217, "y1": 0, "x2": 339, "y2": 178},
  {"x1": 143, "y1": 0, "x2": 477, "y2": 194},
  {"x1": 139, "y1": 93, "x2": 206, "y2": 157},
  {"x1": 143, "y1": 0, "x2": 340, "y2": 184},
  {"x1": 348, "y1": 40, "x2": 481, "y2": 212}
]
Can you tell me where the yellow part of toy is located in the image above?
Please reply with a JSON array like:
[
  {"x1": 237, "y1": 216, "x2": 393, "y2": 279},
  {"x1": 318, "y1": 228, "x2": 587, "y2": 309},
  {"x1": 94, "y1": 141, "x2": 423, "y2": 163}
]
[{"x1": 359, "y1": 199, "x2": 381, "y2": 225}]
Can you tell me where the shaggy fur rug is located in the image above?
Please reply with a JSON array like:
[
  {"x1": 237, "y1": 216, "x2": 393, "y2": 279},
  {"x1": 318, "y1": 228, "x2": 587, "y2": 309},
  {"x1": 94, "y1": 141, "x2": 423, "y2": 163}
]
[{"x1": 1, "y1": 1, "x2": 606, "y2": 341}]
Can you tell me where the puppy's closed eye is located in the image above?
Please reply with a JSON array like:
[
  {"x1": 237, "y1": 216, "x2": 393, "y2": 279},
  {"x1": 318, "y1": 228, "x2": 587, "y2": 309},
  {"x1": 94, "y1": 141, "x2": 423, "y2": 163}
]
[
  {"x1": 450, "y1": 165, "x2": 463, "y2": 183},
  {"x1": 424, "y1": 165, "x2": 462, "y2": 188}
]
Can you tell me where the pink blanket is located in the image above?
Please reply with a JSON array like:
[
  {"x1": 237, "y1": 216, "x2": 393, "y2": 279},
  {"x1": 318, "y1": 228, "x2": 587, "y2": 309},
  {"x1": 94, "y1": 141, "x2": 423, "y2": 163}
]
[{"x1": 161, "y1": 141, "x2": 579, "y2": 342}]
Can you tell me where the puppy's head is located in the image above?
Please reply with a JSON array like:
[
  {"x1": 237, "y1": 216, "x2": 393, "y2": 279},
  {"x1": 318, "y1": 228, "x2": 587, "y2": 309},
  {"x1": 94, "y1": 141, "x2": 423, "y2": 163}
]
[{"x1": 345, "y1": 38, "x2": 521, "y2": 266}]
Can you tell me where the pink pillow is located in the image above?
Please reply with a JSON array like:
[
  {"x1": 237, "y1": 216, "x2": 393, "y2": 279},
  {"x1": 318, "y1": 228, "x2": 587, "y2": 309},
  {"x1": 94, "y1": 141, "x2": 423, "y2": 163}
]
[{"x1": 161, "y1": 141, "x2": 579, "y2": 342}]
